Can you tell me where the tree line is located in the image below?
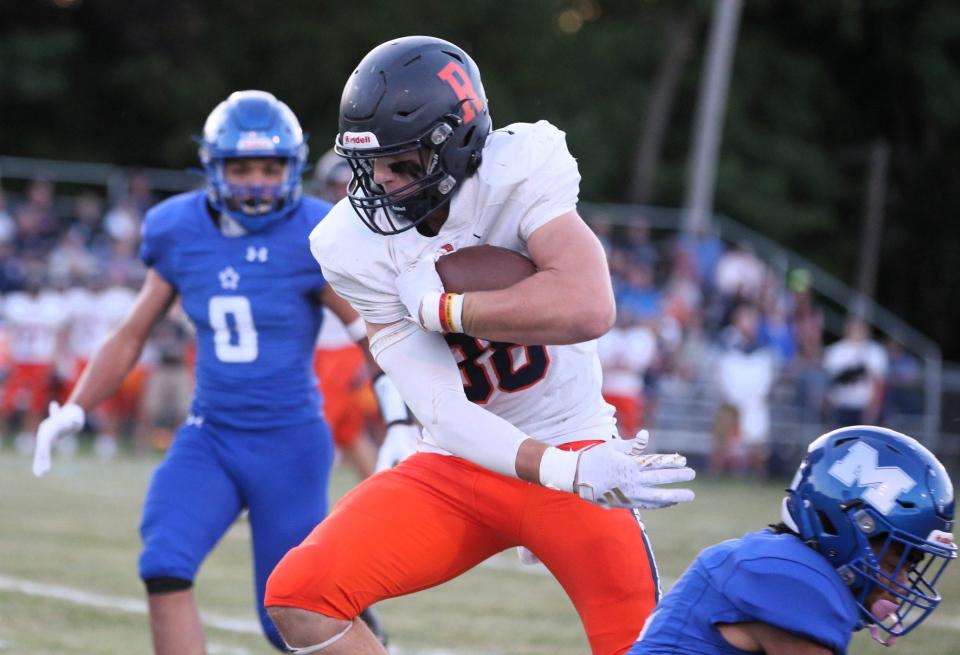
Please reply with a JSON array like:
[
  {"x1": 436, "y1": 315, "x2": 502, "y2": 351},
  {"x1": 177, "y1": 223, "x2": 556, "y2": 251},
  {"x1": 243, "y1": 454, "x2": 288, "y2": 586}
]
[{"x1": 2, "y1": 0, "x2": 959, "y2": 356}]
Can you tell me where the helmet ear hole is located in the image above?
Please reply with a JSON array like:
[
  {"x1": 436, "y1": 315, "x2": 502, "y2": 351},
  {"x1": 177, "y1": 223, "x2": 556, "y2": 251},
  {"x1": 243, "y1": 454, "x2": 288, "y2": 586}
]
[{"x1": 817, "y1": 511, "x2": 839, "y2": 536}]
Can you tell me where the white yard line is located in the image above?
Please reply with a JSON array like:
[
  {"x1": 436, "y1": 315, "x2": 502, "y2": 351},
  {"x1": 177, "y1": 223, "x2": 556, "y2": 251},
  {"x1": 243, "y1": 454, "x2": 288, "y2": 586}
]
[
  {"x1": 0, "y1": 574, "x2": 499, "y2": 654},
  {"x1": 6, "y1": 570, "x2": 960, "y2": 652},
  {"x1": 0, "y1": 575, "x2": 260, "y2": 633}
]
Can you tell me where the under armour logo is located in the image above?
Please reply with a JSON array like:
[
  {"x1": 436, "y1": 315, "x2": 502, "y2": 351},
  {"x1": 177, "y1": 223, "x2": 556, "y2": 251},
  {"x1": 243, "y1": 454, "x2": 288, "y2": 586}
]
[
  {"x1": 219, "y1": 266, "x2": 240, "y2": 290},
  {"x1": 186, "y1": 413, "x2": 204, "y2": 427},
  {"x1": 246, "y1": 246, "x2": 269, "y2": 262}
]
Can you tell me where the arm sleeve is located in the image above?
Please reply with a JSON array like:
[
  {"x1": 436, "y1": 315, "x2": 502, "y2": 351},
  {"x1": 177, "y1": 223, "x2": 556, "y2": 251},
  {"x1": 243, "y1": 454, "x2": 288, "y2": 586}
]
[{"x1": 370, "y1": 320, "x2": 530, "y2": 477}]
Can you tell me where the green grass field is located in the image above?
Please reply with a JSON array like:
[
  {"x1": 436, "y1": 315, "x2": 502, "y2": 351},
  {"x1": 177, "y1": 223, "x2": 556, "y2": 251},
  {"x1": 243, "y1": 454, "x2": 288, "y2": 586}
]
[{"x1": 0, "y1": 447, "x2": 957, "y2": 654}]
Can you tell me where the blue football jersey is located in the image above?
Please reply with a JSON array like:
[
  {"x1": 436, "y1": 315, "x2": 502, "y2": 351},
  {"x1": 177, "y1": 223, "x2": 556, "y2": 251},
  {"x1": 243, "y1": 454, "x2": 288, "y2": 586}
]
[
  {"x1": 632, "y1": 530, "x2": 860, "y2": 655},
  {"x1": 140, "y1": 191, "x2": 332, "y2": 429}
]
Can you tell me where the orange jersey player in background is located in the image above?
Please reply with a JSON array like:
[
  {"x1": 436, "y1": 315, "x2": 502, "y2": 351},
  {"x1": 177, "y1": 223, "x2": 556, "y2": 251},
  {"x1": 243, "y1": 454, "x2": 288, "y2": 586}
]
[{"x1": 313, "y1": 307, "x2": 383, "y2": 479}]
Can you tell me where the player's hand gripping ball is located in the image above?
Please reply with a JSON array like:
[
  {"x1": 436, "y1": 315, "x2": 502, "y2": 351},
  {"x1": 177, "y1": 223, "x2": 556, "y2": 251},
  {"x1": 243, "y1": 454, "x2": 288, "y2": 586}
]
[{"x1": 398, "y1": 245, "x2": 537, "y2": 332}]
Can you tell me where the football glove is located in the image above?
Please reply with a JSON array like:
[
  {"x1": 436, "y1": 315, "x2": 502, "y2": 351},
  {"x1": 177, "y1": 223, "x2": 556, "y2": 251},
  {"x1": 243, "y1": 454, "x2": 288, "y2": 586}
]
[
  {"x1": 576, "y1": 439, "x2": 695, "y2": 509},
  {"x1": 375, "y1": 422, "x2": 420, "y2": 473},
  {"x1": 396, "y1": 247, "x2": 462, "y2": 333},
  {"x1": 541, "y1": 430, "x2": 696, "y2": 510},
  {"x1": 32, "y1": 401, "x2": 85, "y2": 477}
]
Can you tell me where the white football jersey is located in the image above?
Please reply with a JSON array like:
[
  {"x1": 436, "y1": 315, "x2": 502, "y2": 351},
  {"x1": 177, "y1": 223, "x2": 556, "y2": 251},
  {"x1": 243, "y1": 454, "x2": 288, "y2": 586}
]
[
  {"x1": 316, "y1": 307, "x2": 355, "y2": 349},
  {"x1": 597, "y1": 325, "x2": 657, "y2": 397},
  {"x1": 311, "y1": 121, "x2": 616, "y2": 450},
  {"x1": 2, "y1": 291, "x2": 68, "y2": 364},
  {"x1": 64, "y1": 286, "x2": 137, "y2": 360},
  {"x1": 63, "y1": 287, "x2": 99, "y2": 359}
]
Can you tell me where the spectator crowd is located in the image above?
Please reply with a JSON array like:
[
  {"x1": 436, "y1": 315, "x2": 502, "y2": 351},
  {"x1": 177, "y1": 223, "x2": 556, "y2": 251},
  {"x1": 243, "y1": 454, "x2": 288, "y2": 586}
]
[
  {"x1": 0, "y1": 174, "x2": 193, "y2": 458},
  {"x1": 588, "y1": 211, "x2": 925, "y2": 479},
  {"x1": 0, "y1": 174, "x2": 927, "y2": 479}
]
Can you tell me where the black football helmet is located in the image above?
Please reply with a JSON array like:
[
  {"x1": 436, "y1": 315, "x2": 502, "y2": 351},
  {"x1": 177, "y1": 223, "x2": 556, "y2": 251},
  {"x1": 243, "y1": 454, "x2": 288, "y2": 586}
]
[{"x1": 335, "y1": 36, "x2": 491, "y2": 235}]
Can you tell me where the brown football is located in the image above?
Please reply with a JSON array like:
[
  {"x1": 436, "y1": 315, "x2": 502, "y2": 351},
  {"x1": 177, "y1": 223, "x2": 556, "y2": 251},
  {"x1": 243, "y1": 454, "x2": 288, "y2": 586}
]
[{"x1": 436, "y1": 245, "x2": 537, "y2": 293}]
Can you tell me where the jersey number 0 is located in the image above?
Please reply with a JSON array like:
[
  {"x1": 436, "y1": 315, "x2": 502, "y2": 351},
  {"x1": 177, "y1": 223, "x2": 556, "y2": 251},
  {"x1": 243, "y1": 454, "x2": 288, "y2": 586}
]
[{"x1": 209, "y1": 296, "x2": 259, "y2": 363}]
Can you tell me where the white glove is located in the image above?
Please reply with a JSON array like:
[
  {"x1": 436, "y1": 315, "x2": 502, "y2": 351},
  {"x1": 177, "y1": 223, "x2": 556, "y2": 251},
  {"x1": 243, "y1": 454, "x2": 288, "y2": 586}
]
[
  {"x1": 540, "y1": 430, "x2": 696, "y2": 509},
  {"x1": 576, "y1": 432, "x2": 695, "y2": 509},
  {"x1": 32, "y1": 401, "x2": 85, "y2": 477},
  {"x1": 375, "y1": 422, "x2": 420, "y2": 472},
  {"x1": 396, "y1": 248, "x2": 462, "y2": 333}
]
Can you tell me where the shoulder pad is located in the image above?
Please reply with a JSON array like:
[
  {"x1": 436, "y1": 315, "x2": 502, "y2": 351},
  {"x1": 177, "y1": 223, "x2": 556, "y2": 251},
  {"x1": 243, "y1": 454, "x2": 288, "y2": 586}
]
[{"x1": 478, "y1": 120, "x2": 567, "y2": 187}]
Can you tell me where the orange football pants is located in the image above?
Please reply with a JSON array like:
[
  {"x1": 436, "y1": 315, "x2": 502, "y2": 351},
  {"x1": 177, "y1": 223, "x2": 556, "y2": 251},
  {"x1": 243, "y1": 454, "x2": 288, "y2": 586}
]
[
  {"x1": 3, "y1": 363, "x2": 54, "y2": 414},
  {"x1": 313, "y1": 346, "x2": 377, "y2": 448},
  {"x1": 602, "y1": 392, "x2": 644, "y2": 439},
  {"x1": 265, "y1": 451, "x2": 659, "y2": 655}
]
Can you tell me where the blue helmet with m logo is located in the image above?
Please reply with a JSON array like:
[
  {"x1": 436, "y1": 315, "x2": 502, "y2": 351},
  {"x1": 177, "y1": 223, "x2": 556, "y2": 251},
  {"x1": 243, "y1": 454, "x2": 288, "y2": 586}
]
[{"x1": 782, "y1": 425, "x2": 955, "y2": 640}]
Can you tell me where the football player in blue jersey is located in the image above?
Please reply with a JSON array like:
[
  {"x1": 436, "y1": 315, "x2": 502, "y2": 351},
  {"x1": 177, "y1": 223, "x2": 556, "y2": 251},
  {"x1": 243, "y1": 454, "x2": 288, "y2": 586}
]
[
  {"x1": 31, "y1": 90, "x2": 416, "y2": 654},
  {"x1": 631, "y1": 425, "x2": 956, "y2": 655}
]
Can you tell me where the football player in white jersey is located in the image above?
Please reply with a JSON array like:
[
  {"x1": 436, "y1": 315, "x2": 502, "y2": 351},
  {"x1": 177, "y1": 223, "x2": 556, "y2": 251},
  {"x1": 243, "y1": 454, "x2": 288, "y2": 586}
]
[
  {"x1": 63, "y1": 271, "x2": 143, "y2": 458},
  {"x1": 2, "y1": 271, "x2": 69, "y2": 451},
  {"x1": 266, "y1": 36, "x2": 696, "y2": 655}
]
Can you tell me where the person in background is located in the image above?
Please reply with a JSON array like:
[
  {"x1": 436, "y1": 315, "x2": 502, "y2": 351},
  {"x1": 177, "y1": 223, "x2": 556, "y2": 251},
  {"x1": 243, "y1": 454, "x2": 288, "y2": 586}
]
[
  {"x1": 823, "y1": 315, "x2": 888, "y2": 427},
  {"x1": 710, "y1": 303, "x2": 776, "y2": 479},
  {"x1": 310, "y1": 148, "x2": 415, "y2": 478},
  {"x1": 597, "y1": 312, "x2": 658, "y2": 438},
  {"x1": 2, "y1": 263, "x2": 68, "y2": 453},
  {"x1": 882, "y1": 337, "x2": 924, "y2": 419},
  {"x1": 31, "y1": 90, "x2": 400, "y2": 654},
  {"x1": 787, "y1": 268, "x2": 827, "y2": 422}
]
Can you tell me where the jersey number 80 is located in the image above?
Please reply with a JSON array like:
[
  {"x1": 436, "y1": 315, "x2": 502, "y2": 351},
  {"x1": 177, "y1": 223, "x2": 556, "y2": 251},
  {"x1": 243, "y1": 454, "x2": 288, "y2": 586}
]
[{"x1": 444, "y1": 334, "x2": 549, "y2": 404}]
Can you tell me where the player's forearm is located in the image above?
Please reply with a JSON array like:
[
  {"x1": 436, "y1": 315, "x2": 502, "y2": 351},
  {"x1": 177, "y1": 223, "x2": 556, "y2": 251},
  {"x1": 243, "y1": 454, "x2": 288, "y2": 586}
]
[
  {"x1": 371, "y1": 321, "x2": 536, "y2": 478},
  {"x1": 67, "y1": 329, "x2": 147, "y2": 411},
  {"x1": 516, "y1": 438, "x2": 550, "y2": 482},
  {"x1": 460, "y1": 269, "x2": 615, "y2": 345}
]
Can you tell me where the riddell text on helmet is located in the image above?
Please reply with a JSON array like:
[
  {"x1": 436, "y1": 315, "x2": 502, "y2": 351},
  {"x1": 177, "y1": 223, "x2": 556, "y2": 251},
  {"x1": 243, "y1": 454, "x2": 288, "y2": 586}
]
[{"x1": 343, "y1": 132, "x2": 380, "y2": 148}]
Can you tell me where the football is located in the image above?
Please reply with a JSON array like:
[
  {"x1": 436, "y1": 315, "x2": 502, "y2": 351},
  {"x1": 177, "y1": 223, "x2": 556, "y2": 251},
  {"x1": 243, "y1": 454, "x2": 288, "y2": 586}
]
[{"x1": 436, "y1": 245, "x2": 537, "y2": 293}]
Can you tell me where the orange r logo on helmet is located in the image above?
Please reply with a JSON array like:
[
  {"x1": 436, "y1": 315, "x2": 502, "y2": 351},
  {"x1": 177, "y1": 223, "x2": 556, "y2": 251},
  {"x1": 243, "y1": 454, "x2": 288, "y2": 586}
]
[{"x1": 437, "y1": 62, "x2": 484, "y2": 124}]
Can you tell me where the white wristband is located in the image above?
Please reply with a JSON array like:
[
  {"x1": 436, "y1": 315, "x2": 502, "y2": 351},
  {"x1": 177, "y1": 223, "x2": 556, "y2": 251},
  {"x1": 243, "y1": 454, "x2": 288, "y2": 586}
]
[
  {"x1": 419, "y1": 291, "x2": 464, "y2": 333},
  {"x1": 538, "y1": 447, "x2": 579, "y2": 492},
  {"x1": 372, "y1": 373, "x2": 412, "y2": 426},
  {"x1": 345, "y1": 317, "x2": 367, "y2": 342}
]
